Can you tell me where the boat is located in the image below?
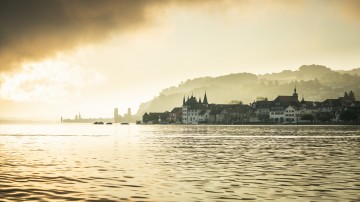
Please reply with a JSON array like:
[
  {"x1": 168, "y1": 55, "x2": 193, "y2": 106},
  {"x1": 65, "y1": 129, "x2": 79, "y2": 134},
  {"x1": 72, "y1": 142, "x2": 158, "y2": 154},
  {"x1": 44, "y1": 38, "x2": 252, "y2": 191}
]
[
  {"x1": 94, "y1": 121, "x2": 104, "y2": 125},
  {"x1": 121, "y1": 122, "x2": 129, "y2": 125},
  {"x1": 106, "y1": 122, "x2": 112, "y2": 125}
]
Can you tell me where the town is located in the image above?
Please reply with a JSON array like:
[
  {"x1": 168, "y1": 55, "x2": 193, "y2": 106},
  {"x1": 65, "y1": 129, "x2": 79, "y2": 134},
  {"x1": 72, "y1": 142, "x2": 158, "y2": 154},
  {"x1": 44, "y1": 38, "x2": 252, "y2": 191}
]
[{"x1": 142, "y1": 88, "x2": 360, "y2": 124}]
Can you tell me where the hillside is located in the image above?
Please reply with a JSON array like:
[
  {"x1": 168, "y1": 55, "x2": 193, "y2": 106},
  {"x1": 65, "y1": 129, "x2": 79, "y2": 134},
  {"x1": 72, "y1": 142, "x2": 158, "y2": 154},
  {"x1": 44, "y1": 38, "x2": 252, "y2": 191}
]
[{"x1": 136, "y1": 65, "x2": 360, "y2": 118}]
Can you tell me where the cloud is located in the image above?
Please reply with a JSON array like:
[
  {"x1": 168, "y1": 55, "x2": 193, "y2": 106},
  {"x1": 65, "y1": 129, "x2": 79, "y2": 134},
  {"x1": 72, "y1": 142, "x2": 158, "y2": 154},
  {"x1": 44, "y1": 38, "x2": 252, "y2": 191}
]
[
  {"x1": 0, "y1": 0, "x2": 227, "y2": 74},
  {"x1": 0, "y1": 0, "x2": 153, "y2": 72},
  {"x1": 0, "y1": 0, "x2": 359, "y2": 75}
]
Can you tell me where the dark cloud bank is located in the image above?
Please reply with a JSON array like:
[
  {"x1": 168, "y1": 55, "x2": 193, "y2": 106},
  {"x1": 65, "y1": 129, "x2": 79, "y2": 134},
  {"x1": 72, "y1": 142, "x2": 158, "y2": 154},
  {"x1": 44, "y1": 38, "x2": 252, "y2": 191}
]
[
  {"x1": 0, "y1": 0, "x2": 359, "y2": 74},
  {"x1": 0, "y1": 0, "x2": 164, "y2": 72},
  {"x1": 0, "y1": 0, "x2": 208, "y2": 73}
]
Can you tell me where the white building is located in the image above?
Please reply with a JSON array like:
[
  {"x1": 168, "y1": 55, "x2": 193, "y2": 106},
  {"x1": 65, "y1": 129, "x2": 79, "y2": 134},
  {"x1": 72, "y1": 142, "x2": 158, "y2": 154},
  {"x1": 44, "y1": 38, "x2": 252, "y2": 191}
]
[
  {"x1": 182, "y1": 93, "x2": 209, "y2": 124},
  {"x1": 182, "y1": 106, "x2": 210, "y2": 124},
  {"x1": 269, "y1": 110, "x2": 285, "y2": 122},
  {"x1": 283, "y1": 106, "x2": 301, "y2": 123}
]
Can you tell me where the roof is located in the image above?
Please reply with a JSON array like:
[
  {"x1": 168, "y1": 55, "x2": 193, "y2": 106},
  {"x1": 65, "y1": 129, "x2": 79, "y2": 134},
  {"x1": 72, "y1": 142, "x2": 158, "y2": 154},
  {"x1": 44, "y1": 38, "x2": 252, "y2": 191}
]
[
  {"x1": 322, "y1": 99, "x2": 342, "y2": 107},
  {"x1": 254, "y1": 101, "x2": 272, "y2": 108},
  {"x1": 171, "y1": 107, "x2": 182, "y2": 113},
  {"x1": 274, "y1": 96, "x2": 298, "y2": 103},
  {"x1": 302, "y1": 101, "x2": 320, "y2": 109},
  {"x1": 285, "y1": 105, "x2": 300, "y2": 110},
  {"x1": 188, "y1": 104, "x2": 208, "y2": 110}
]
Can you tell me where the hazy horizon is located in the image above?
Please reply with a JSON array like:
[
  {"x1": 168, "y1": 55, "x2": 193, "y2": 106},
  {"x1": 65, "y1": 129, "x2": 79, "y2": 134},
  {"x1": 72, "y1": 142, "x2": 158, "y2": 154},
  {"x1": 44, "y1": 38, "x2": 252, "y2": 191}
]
[
  {"x1": 1, "y1": 64, "x2": 358, "y2": 121},
  {"x1": 1, "y1": 0, "x2": 360, "y2": 120}
]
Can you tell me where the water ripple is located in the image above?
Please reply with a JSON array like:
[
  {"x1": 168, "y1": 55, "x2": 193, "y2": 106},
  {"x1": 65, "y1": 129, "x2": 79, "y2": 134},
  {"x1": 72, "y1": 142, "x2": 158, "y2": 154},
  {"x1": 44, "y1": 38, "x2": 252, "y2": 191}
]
[{"x1": 0, "y1": 124, "x2": 359, "y2": 201}]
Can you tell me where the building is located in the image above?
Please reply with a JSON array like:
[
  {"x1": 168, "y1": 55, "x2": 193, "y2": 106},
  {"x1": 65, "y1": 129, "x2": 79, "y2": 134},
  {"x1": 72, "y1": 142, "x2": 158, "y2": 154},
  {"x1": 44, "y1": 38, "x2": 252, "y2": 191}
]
[
  {"x1": 210, "y1": 104, "x2": 251, "y2": 124},
  {"x1": 251, "y1": 100, "x2": 272, "y2": 122},
  {"x1": 143, "y1": 112, "x2": 170, "y2": 124},
  {"x1": 284, "y1": 105, "x2": 301, "y2": 123},
  {"x1": 269, "y1": 88, "x2": 300, "y2": 123},
  {"x1": 182, "y1": 92, "x2": 210, "y2": 124},
  {"x1": 169, "y1": 107, "x2": 182, "y2": 123}
]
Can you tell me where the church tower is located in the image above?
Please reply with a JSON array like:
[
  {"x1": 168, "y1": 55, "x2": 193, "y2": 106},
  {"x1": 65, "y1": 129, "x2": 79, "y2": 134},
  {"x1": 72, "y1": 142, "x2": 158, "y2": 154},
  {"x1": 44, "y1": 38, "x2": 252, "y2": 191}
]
[
  {"x1": 203, "y1": 92, "x2": 208, "y2": 104},
  {"x1": 293, "y1": 87, "x2": 298, "y2": 100}
]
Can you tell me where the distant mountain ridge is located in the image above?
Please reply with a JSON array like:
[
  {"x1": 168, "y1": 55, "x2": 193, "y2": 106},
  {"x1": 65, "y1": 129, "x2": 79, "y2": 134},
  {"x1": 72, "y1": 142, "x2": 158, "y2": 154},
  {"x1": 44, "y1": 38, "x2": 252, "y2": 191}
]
[{"x1": 136, "y1": 65, "x2": 360, "y2": 118}]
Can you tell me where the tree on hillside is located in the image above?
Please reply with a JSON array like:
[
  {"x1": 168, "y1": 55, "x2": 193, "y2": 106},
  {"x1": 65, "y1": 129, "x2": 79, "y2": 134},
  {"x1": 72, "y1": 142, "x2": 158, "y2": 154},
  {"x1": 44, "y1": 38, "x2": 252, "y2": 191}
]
[
  {"x1": 316, "y1": 112, "x2": 332, "y2": 122},
  {"x1": 301, "y1": 114, "x2": 314, "y2": 122},
  {"x1": 349, "y1": 90, "x2": 356, "y2": 101},
  {"x1": 340, "y1": 109, "x2": 358, "y2": 121}
]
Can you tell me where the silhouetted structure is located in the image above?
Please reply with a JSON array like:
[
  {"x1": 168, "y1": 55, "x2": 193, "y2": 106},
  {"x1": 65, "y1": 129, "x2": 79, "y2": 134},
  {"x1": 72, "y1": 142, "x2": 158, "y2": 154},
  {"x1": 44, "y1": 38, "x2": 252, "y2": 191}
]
[
  {"x1": 143, "y1": 112, "x2": 170, "y2": 124},
  {"x1": 143, "y1": 88, "x2": 360, "y2": 124},
  {"x1": 114, "y1": 108, "x2": 119, "y2": 123}
]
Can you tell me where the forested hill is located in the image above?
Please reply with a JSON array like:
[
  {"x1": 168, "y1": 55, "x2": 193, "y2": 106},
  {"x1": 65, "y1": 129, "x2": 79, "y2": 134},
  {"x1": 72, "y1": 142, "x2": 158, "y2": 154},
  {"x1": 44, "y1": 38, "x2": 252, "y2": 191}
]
[{"x1": 136, "y1": 65, "x2": 360, "y2": 117}]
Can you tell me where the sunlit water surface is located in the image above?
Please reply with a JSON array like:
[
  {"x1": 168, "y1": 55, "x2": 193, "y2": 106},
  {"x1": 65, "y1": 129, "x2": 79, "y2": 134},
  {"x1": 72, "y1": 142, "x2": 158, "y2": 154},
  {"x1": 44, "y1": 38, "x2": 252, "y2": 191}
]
[{"x1": 0, "y1": 124, "x2": 359, "y2": 201}]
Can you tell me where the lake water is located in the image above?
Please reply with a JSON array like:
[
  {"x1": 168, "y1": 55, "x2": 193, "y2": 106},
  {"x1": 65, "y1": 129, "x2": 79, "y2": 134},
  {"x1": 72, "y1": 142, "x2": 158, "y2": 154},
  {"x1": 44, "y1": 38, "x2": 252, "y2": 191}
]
[{"x1": 0, "y1": 124, "x2": 359, "y2": 201}]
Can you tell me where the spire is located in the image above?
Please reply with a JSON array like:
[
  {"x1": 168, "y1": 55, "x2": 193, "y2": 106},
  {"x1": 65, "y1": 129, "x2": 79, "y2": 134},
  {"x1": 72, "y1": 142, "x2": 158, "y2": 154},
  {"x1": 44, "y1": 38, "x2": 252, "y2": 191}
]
[
  {"x1": 293, "y1": 87, "x2": 298, "y2": 97},
  {"x1": 203, "y1": 92, "x2": 208, "y2": 104},
  {"x1": 199, "y1": 97, "x2": 202, "y2": 104},
  {"x1": 183, "y1": 96, "x2": 186, "y2": 105}
]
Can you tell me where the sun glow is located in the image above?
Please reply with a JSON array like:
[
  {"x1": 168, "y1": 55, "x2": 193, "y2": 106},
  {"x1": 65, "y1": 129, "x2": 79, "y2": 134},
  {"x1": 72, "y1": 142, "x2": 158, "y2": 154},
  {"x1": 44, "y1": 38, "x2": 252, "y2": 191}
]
[{"x1": 0, "y1": 60, "x2": 105, "y2": 103}]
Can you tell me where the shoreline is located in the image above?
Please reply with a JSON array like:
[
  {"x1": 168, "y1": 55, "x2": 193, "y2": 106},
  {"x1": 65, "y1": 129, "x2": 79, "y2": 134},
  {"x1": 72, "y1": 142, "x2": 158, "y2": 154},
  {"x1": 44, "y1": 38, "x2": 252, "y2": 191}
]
[{"x1": 139, "y1": 122, "x2": 360, "y2": 126}]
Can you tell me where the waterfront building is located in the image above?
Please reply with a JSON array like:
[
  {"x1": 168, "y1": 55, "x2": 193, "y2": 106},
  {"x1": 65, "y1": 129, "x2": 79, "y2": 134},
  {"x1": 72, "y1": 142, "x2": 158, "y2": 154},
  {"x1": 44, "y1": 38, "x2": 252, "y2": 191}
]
[
  {"x1": 284, "y1": 106, "x2": 301, "y2": 123},
  {"x1": 210, "y1": 104, "x2": 250, "y2": 124},
  {"x1": 182, "y1": 93, "x2": 210, "y2": 124},
  {"x1": 251, "y1": 100, "x2": 272, "y2": 122},
  {"x1": 143, "y1": 112, "x2": 169, "y2": 124},
  {"x1": 269, "y1": 88, "x2": 300, "y2": 123},
  {"x1": 169, "y1": 107, "x2": 182, "y2": 123}
]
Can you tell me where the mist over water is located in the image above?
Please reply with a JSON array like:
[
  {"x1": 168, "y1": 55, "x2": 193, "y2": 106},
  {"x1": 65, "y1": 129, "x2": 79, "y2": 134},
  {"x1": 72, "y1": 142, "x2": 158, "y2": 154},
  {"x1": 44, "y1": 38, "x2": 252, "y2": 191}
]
[{"x1": 0, "y1": 124, "x2": 359, "y2": 201}]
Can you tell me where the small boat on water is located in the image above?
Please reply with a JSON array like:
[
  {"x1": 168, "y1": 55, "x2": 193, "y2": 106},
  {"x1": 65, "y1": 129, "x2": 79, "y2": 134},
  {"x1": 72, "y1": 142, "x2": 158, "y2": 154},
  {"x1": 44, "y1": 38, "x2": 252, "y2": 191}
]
[
  {"x1": 106, "y1": 122, "x2": 112, "y2": 125},
  {"x1": 121, "y1": 122, "x2": 129, "y2": 125},
  {"x1": 94, "y1": 121, "x2": 104, "y2": 125}
]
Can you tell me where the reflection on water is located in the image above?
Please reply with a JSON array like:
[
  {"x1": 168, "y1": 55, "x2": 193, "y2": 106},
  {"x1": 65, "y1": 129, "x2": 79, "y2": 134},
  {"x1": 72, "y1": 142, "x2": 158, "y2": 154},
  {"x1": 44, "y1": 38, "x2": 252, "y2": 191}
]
[{"x1": 0, "y1": 124, "x2": 359, "y2": 201}]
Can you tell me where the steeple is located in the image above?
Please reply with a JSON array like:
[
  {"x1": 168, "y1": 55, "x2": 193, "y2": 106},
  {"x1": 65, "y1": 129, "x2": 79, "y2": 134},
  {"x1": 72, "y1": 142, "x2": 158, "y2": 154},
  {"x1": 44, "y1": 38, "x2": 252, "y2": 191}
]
[
  {"x1": 203, "y1": 92, "x2": 208, "y2": 104},
  {"x1": 293, "y1": 87, "x2": 298, "y2": 98},
  {"x1": 199, "y1": 97, "x2": 202, "y2": 104},
  {"x1": 183, "y1": 96, "x2": 186, "y2": 105}
]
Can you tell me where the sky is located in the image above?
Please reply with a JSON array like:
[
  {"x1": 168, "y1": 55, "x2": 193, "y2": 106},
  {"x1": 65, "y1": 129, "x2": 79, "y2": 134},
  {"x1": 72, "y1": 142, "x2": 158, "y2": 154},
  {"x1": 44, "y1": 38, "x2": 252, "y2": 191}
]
[{"x1": 1, "y1": 0, "x2": 360, "y2": 120}]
